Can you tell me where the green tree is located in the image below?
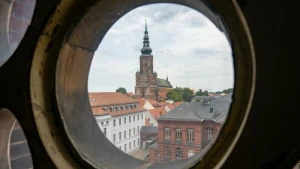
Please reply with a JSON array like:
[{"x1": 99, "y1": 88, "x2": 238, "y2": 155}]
[
  {"x1": 167, "y1": 87, "x2": 194, "y2": 102},
  {"x1": 222, "y1": 88, "x2": 233, "y2": 94},
  {"x1": 116, "y1": 87, "x2": 127, "y2": 94},
  {"x1": 182, "y1": 87, "x2": 194, "y2": 102},
  {"x1": 195, "y1": 89, "x2": 209, "y2": 96}
]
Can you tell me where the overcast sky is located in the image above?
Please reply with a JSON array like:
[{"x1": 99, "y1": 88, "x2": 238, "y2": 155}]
[{"x1": 88, "y1": 3, "x2": 234, "y2": 93}]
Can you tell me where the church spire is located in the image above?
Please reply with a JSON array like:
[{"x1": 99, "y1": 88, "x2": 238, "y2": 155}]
[{"x1": 141, "y1": 19, "x2": 152, "y2": 55}]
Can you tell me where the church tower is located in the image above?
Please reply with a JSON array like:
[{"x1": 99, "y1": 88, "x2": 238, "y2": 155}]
[{"x1": 134, "y1": 21, "x2": 158, "y2": 100}]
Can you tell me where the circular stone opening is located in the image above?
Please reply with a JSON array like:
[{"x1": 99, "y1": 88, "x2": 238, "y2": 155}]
[
  {"x1": 0, "y1": 0, "x2": 36, "y2": 67},
  {"x1": 30, "y1": 0, "x2": 255, "y2": 168},
  {"x1": 88, "y1": 3, "x2": 234, "y2": 164}
]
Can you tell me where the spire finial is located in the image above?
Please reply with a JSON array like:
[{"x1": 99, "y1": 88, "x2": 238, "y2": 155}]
[{"x1": 141, "y1": 19, "x2": 152, "y2": 55}]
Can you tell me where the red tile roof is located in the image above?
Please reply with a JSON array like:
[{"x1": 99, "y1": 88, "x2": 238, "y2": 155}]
[
  {"x1": 125, "y1": 92, "x2": 133, "y2": 97},
  {"x1": 158, "y1": 91, "x2": 167, "y2": 99},
  {"x1": 89, "y1": 92, "x2": 146, "y2": 117},
  {"x1": 149, "y1": 107, "x2": 166, "y2": 120},
  {"x1": 173, "y1": 101, "x2": 183, "y2": 107},
  {"x1": 89, "y1": 92, "x2": 137, "y2": 107},
  {"x1": 136, "y1": 98, "x2": 147, "y2": 107},
  {"x1": 149, "y1": 100, "x2": 160, "y2": 107},
  {"x1": 165, "y1": 104, "x2": 175, "y2": 110},
  {"x1": 158, "y1": 102, "x2": 169, "y2": 107},
  {"x1": 91, "y1": 106, "x2": 108, "y2": 116}
]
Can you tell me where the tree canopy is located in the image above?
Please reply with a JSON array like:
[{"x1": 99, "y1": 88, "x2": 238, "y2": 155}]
[
  {"x1": 167, "y1": 87, "x2": 194, "y2": 102},
  {"x1": 222, "y1": 88, "x2": 233, "y2": 94},
  {"x1": 116, "y1": 87, "x2": 127, "y2": 94},
  {"x1": 195, "y1": 89, "x2": 209, "y2": 96}
]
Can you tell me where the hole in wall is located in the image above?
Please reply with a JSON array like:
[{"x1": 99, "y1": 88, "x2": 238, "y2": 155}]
[
  {"x1": 0, "y1": 0, "x2": 36, "y2": 67},
  {"x1": 0, "y1": 108, "x2": 33, "y2": 169},
  {"x1": 87, "y1": 3, "x2": 234, "y2": 164}
]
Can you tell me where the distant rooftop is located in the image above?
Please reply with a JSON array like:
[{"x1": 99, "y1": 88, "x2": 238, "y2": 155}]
[
  {"x1": 141, "y1": 126, "x2": 158, "y2": 133},
  {"x1": 159, "y1": 93, "x2": 232, "y2": 123}
]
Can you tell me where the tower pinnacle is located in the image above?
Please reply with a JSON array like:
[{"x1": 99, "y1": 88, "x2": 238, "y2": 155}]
[{"x1": 141, "y1": 20, "x2": 152, "y2": 55}]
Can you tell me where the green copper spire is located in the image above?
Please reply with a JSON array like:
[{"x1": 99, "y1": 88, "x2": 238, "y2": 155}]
[{"x1": 141, "y1": 19, "x2": 152, "y2": 55}]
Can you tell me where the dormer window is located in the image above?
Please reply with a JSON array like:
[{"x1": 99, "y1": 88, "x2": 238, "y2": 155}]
[
  {"x1": 102, "y1": 107, "x2": 108, "y2": 113},
  {"x1": 209, "y1": 108, "x2": 214, "y2": 113},
  {"x1": 110, "y1": 107, "x2": 115, "y2": 112}
]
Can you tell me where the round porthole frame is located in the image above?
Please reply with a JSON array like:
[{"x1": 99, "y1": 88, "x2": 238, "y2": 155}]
[{"x1": 30, "y1": 0, "x2": 255, "y2": 168}]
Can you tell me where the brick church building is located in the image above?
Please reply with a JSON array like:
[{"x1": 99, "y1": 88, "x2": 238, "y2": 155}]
[
  {"x1": 148, "y1": 93, "x2": 232, "y2": 163},
  {"x1": 132, "y1": 22, "x2": 172, "y2": 101}
]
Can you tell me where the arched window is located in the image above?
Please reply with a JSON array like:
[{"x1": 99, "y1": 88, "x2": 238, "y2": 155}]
[{"x1": 206, "y1": 128, "x2": 214, "y2": 140}]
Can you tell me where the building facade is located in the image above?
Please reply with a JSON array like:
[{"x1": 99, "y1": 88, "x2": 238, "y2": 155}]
[
  {"x1": 132, "y1": 21, "x2": 172, "y2": 101},
  {"x1": 89, "y1": 92, "x2": 146, "y2": 154},
  {"x1": 149, "y1": 93, "x2": 232, "y2": 162}
]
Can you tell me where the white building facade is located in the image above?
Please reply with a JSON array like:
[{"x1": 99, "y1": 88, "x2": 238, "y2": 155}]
[{"x1": 90, "y1": 92, "x2": 146, "y2": 154}]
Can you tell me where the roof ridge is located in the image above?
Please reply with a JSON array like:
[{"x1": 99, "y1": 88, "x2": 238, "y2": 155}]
[{"x1": 186, "y1": 102, "x2": 203, "y2": 120}]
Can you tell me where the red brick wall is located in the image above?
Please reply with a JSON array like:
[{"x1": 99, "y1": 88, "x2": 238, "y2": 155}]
[
  {"x1": 135, "y1": 74, "x2": 140, "y2": 86},
  {"x1": 148, "y1": 147, "x2": 158, "y2": 162},
  {"x1": 201, "y1": 121, "x2": 223, "y2": 147},
  {"x1": 153, "y1": 120, "x2": 202, "y2": 162}
]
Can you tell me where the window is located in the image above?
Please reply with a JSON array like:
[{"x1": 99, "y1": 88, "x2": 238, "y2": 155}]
[
  {"x1": 137, "y1": 126, "x2": 139, "y2": 134},
  {"x1": 187, "y1": 129, "x2": 194, "y2": 142},
  {"x1": 113, "y1": 134, "x2": 116, "y2": 142},
  {"x1": 110, "y1": 107, "x2": 115, "y2": 112},
  {"x1": 141, "y1": 113, "x2": 143, "y2": 119},
  {"x1": 119, "y1": 132, "x2": 121, "y2": 140},
  {"x1": 133, "y1": 128, "x2": 135, "y2": 135},
  {"x1": 134, "y1": 140, "x2": 135, "y2": 147},
  {"x1": 148, "y1": 117, "x2": 150, "y2": 121},
  {"x1": 124, "y1": 117, "x2": 126, "y2": 124},
  {"x1": 106, "y1": 121, "x2": 109, "y2": 124},
  {"x1": 176, "y1": 128, "x2": 182, "y2": 140},
  {"x1": 188, "y1": 150, "x2": 194, "y2": 158},
  {"x1": 129, "y1": 142, "x2": 131, "y2": 149},
  {"x1": 113, "y1": 119, "x2": 116, "y2": 127},
  {"x1": 176, "y1": 148, "x2": 182, "y2": 159},
  {"x1": 165, "y1": 128, "x2": 170, "y2": 140},
  {"x1": 129, "y1": 116, "x2": 131, "y2": 123},
  {"x1": 165, "y1": 147, "x2": 171, "y2": 158},
  {"x1": 133, "y1": 115, "x2": 135, "y2": 121},
  {"x1": 209, "y1": 107, "x2": 214, "y2": 113},
  {"x1": 129, "y1": 129, "x2": 131, "y2": 137},
  {"x1": 137, "y1": 114, "x2": 139, "y2": 120},
  {"x1": 119, "y1": 118, "x2": 121, "y2": 125},
  {"x1": 103, "y1": 128, "x2": 107, "y2": 136},
  {"x1": 124, "y1": 131, "x2": 126, "y2": 138},
  {"x1": 206, "y1": 128, "x2": 214, "y2": 140}
]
